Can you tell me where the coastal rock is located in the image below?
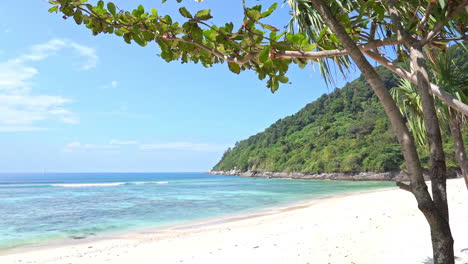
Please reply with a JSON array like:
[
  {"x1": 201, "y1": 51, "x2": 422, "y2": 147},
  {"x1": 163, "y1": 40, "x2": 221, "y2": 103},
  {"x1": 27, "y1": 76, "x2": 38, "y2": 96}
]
[{"x1": 207, "y1": 168, "x2": 461, "y2": 182}]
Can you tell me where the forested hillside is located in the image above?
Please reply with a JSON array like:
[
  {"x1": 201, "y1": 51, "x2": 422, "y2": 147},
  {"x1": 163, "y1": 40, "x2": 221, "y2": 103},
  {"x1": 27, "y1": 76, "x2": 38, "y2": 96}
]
[{"x1": 213, "y1": 66, "x2": 464, "y2": 174}]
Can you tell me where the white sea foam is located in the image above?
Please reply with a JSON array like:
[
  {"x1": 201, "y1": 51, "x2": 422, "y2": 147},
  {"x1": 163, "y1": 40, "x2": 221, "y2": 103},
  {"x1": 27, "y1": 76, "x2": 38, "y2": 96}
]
[
  {"x1": 51, "y1": 181, "x2": 169, "y2": 187},
  {"x1": 51, "y1": 182, "x2": 126, "y2": 187},
  {"x1": 156, "y1": 181, "x2": 169, "y2": 184},
  {"x1": 133, "y1": 181, "x2": 169, "y2": 184}
]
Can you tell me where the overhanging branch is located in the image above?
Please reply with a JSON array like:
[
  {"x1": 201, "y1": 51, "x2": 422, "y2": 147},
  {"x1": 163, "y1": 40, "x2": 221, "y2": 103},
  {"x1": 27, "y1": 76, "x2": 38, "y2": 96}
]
[
  {"x1": 275, "y1": 37, "x2": 400, "y2": 59},
  {"x1": 364, "y1": 50, "x2": 468, "y2": 116},
  {"x1": 167, "y1": 36, "x2": 400, "y2": 64}
]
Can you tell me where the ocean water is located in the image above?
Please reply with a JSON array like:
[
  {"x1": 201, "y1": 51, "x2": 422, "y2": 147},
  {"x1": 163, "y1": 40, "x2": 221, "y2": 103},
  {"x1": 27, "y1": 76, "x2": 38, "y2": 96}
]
[{"x1": 0, "y1": 172, "x2": 393, "y2": 250}]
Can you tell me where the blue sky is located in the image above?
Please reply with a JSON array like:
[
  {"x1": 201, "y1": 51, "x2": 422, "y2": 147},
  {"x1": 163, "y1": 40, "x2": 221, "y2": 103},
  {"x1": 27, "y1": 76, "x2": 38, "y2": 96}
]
[{"x1": 0, "y1": 0, "x2": 361, "y2": 172}]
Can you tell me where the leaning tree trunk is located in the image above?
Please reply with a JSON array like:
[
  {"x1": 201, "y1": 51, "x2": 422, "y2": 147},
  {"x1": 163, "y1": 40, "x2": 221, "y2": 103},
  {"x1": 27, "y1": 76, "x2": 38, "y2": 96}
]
[
  {"x1": 308, "y1": 1, "x2": 454, "y2": 263},
  {"x1": 449, "y1": 108, "x2": 468, "y2": 189},
  {"x1": 408, "y1": 44, "x2": 454, "y2": 264},
  {"x1": 409, "y1": 45, "x2": 450, "y2": 220}
]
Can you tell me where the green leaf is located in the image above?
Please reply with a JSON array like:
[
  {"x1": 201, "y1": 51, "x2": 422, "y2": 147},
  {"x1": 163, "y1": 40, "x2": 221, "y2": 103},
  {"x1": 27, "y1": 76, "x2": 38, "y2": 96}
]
[
  {"x1": 133, "y1": 33, "x2": 147, "y2": 47},
  {"x1": 179, "y1": 7, "x2": 192, "y2": 18},
  {"x1": 246, "y1": 9, "x2": 261, "y2": 21},
  {"x1": 107, "y1": 2, "x2": 116, "y2": 16},
  {"x1": 262, "y1": 24, "x2": 279, "y2": 32},
  {"x1": 303, "y1": 43, "x2": 317, "y2": 51},
  {"x1": 203, "y1": 29, "x2": 216, "y2": 41},
  {"x1": 151, "y1": 8, "x2": 158, "y2": 17},
  {"x1": 438, "y1": 0, "x2": 446, "y2": 9},
  {"x1": 259, "y1": 46, "x2": 270, "y2": 63},
  {"x1": 142, "y1": 31, "x2": 154, "y2": 41},
  {"x1": 74, "y1": 9, "x2": 83, "y2": 24},
  {"x1": 261, "y1": 3, "x2": 277, "y2": 18},
  {"x1": 48, "y1": 6, "x2": 58, "y2": 13},
  {"x1": 278, "y1": 75, "x2": 289, "y2": 83},
  {"x1": 162, "y1": 15, "x2": 172, "y2": 25},
  {"x1": 228, "y1": 62, "x2": 241, "y2": 74},
  {"x1": 270, "y1": 77, "x2": 279, "y2": 93},
  {"x1": 195, "y1": 9, "x2": 212, "y2": 20},
  {"x1": 225, "y1": 22, "x2": 233, "y2": 33},
  {"x1": 137, "y1": 4, "x2": 144, "y2": 13},
  {"x1": 123, "y1": 33, "x2": 132, "y2": 44}
]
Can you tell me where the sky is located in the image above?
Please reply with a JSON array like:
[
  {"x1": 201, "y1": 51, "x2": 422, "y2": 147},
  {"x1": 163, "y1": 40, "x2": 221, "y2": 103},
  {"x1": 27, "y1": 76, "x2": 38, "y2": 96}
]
[{"x1": 0, "y1": 0, "x2": 362, "y2": 172}]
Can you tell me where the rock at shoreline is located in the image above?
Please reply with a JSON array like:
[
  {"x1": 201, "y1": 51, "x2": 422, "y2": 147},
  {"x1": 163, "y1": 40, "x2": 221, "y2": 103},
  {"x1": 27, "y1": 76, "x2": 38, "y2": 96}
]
[{"x1": 207, "y1": 169, "x2": 460, "y2": 182}]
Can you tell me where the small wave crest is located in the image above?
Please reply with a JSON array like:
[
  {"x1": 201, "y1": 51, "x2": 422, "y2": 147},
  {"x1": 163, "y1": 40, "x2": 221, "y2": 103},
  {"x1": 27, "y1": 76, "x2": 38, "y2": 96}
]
[
  {"x1": 53, "y1": 181, "x2": 170, "y2": 187},
  {"x1": 0, "y1": 181, "x2": 171, "y2": 189},
  {"x1": 51, "y1": 182, "x2": 126, "y2": 187},
  {"x1": 123, "y1": 181, "x2": 169, "y2": 185}
]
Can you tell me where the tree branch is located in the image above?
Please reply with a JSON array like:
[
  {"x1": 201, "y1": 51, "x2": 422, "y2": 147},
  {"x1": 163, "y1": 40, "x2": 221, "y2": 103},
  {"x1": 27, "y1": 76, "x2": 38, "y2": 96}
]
[
  {"x1": 275, "y1": 37, "x2": 400, "y2": 59},
  {"x1": 417, "y1": 0, "x2": 436, "y2": 32},
  {"x1": 396, "y1": 181, "x2": 413, "y2": 193},
  {"x1": 423, "y1": 0, "x2": 468, "y2": 44},
  {"x1": 167, "y1": 36, "x2": 400, "y2": 64},
  {"x1": 167, "y1": 36, "x2": 255, "y2": 65},
  {"x1": 364, "y1": 50, "x2": 468, "y2": 116},
  {"x1": 388, "y1": 0, "x2": 417, "y2": 44}
]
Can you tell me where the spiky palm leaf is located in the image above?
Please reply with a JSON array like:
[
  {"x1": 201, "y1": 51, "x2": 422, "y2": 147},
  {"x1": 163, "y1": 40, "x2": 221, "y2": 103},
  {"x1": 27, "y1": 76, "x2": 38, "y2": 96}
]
[{"x1": 391, "y1": 79, "x2": 428, "y2": 149}]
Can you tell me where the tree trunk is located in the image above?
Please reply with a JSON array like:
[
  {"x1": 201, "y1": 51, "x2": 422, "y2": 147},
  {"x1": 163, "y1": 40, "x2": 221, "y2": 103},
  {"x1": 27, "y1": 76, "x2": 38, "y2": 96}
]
[
  {"x1": 407, "y1": 44, "x2": 454, "y2": 264},
  {"x1": 449, "y1": 108, "x2": 468, "y2": 189},
  {"x1": 387, "y1": 1, "x2": 454, "y2": 261},
  {"x1": 309, "y1": 1, "x2": 454, "y2": 263},
  {"x1": 409, "y1": 45, "x2": 450, "y2": 221},
  {"x1": 308, "y1": 0, "x2": 428, "y2": 195}
]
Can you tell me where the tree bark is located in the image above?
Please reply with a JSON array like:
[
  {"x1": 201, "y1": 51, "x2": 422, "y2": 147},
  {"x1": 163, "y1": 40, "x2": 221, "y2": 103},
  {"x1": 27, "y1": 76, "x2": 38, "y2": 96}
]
[
  {"x1": 449, "y1": 108, "x2": 468, "y2": 189},
  {"x1": 387, "y1": 1, "x2": 454, "y2": 261},
  {"x1": 408, "y1": 45, "x2": 450, "y2": 221},
  {"x1": 409, "y1": 45, "x2": 454, "y2": 264},
  {"x1": 309, "y1": 0, "x2": 454, "y2": 263},
  {"x1": 308, "y1": 0, "x2": 428, "y2": 193}
]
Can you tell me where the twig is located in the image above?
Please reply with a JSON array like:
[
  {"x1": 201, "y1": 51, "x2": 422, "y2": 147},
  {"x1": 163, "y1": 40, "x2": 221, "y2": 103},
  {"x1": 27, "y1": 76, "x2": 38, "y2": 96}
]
[
  {"x1": 417, "y1": 0, "x2": 436, "y2": 32},
  {"x1": 423, "y1": 0, "x2": 468, "y2": 45},
  {"x1": 396, "y1": 182, "x2": 412, "y2": 192}
]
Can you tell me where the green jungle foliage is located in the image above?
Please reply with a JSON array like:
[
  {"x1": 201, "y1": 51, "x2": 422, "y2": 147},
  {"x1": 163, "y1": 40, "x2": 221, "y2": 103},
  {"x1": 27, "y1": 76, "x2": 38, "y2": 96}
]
[{"x1": 213, "y1": 66, "x2": 466, "y2": 173}]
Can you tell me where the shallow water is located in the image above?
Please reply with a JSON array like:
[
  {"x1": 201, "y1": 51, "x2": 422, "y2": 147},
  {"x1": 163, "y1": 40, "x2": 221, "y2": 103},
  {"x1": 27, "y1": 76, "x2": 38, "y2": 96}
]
[{"x1": 0, "y1": 172, "x2": 393, "y2": 249}]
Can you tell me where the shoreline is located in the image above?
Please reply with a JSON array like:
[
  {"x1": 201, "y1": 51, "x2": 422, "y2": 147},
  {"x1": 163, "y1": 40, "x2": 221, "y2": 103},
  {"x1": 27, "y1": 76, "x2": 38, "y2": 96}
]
[
  {"x1": 0, "y1": 184, "x2": 395, "y2": 256},
  {"x1": 1, "y1": 178, "x2": 467, "y2": 263},
  {"x1": 208, "y1": 168, "x2": 461, "y2": 181}
]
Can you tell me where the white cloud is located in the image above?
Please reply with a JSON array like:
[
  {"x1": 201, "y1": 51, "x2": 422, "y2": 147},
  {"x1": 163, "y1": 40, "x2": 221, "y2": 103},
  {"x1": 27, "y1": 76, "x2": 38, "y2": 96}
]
[
  {"x1": 64, "y1": 141, "x2": 118, "y2": 152},
  {"x1": 0, "y1": 39, "x2": 96, "y2": 132},
  {"x1": 0, "y1": 126, "x2": 48, "y2": 132},
  {"x1": 109, "y1": 139, "x2": 138, "y2": 145},
  {"x1": 20, "y1": 39, "x2": 67, "y2": 62},
  {"x1": 66, "y1": 142, "x2": 81, "y2": 148},
  {"x1": 139, "y1": 142, "x2": 228, "y2": 152},
  {"x1": 15, "y1": 39, "x2": 98, "y2": 70},
  {"x1": 0, "y1": 61, "x2": 38, "y2": 92},
  {"x1": 100, "y1": 80, "x2": 119, "y2": 89},
  {"x1": 69, "y1": 42, "x2": 98, "y2": 70}
]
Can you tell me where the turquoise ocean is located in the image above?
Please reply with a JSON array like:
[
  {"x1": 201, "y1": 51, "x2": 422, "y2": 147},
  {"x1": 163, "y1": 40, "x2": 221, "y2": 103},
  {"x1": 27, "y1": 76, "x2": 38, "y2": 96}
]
[{"x1": 0, "y1": 172, "x2": 393, "y2": 250}]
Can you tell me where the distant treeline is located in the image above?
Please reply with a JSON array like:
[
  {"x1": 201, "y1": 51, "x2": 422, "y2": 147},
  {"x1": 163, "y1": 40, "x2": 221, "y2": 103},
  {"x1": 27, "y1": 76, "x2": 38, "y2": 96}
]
[{"x1": 213, "y1": 66, "x2": 466, "y2": 174}]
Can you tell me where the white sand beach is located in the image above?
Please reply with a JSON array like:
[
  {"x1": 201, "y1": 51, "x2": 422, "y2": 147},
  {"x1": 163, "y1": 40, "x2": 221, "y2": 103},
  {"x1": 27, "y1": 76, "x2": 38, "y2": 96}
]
[{"x1": 1, "y1": 178, "x2": 467, "y2": 264}]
